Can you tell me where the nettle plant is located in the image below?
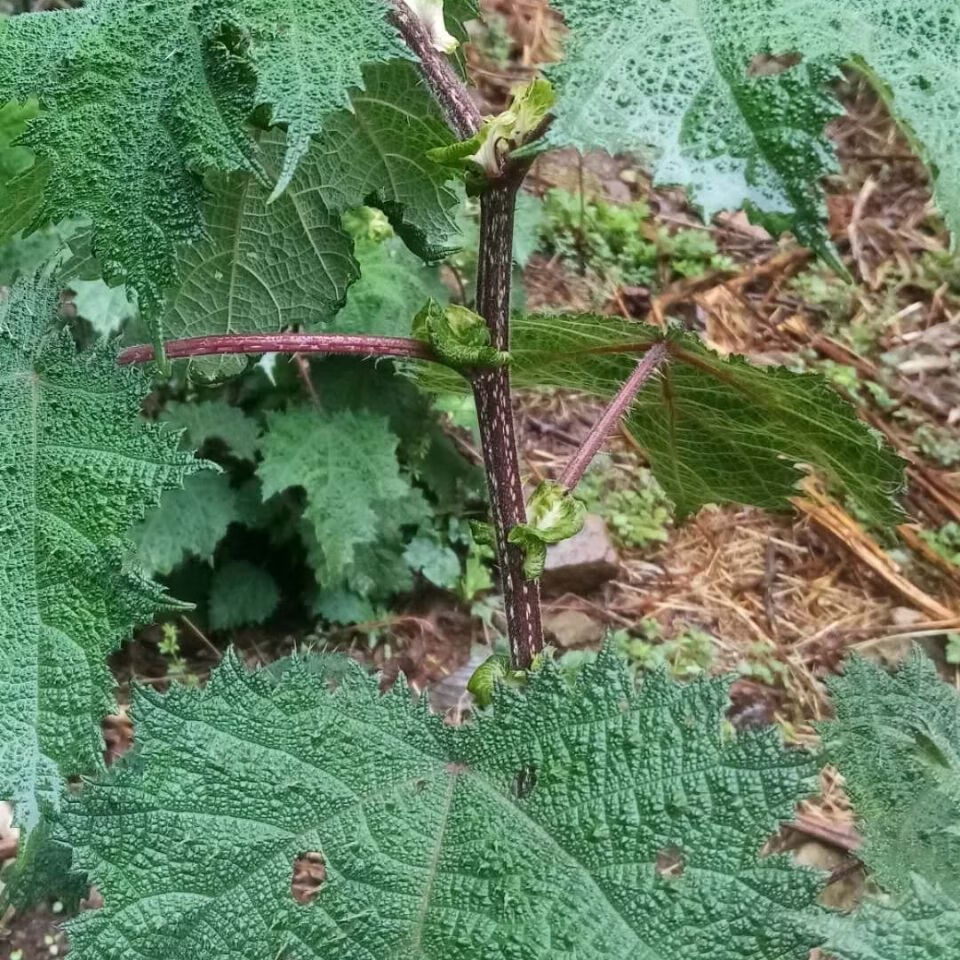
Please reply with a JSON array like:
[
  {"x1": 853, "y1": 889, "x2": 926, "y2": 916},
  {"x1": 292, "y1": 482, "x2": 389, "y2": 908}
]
[{"x1": 0, "y1": 0, "x2": 958, "y2": 956}]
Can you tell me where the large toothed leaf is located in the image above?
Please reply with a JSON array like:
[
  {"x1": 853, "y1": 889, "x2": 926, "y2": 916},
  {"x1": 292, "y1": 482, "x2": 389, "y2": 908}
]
[
  {"x1": 0, "y1": 269, "x2": 202, "y2": 838},
  {"x1": 196, "y1": 0, "x2": 405, "y2": 201},
  {"x1": 0, "y1": 0, "x2": 405, "y2": 337},
  {"x1": 546, "y1": 0, "x2": 844, "y2": 259},
  {"x1": 163, "y1": 61, "x2": 462, "y2": 367},
  {"x1": 0, "y1": 0, "x2": 264, "y2": 329},
  {"x1": 547, "y1": 0, "x2": 960, "y2": 256},
  {"x1": 818, "y1": 649, "x2": 960, "y2": 959},
  {"x1": 420, "y1": 314, "x2": 904, "y2": 524},
  {"x1": 164, "y1": 131, "x2": 359, "y2": 378},
  {"x1": 306, "y1": 61, "x2": 466, "y2": 260},
  {"x1": 61, "y1": 648, "x2": 823, "y2": 960},
  {"x1": 257, "y1": 406, "x2": 410, "y2": 578}
]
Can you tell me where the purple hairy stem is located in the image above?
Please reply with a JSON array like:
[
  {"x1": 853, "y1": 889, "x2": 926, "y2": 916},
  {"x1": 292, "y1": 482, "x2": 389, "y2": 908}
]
[{"x1": 558, "y1": 342, "x2": 669, "y2": 493}]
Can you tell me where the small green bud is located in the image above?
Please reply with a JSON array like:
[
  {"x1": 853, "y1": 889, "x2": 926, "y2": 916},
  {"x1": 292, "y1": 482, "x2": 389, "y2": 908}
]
[
  {"x1": 508, "y1": 481, "x2": 587, "y2": 580},
  {"x1": 413, "y1": 299, "x2": 510, "y2": 369},
  {"x1": 467, "y1": 654, "x2": 528, "y2": 708},
  {"x1": 427, "y1": 77, "x2": 555, "y2": 177}
]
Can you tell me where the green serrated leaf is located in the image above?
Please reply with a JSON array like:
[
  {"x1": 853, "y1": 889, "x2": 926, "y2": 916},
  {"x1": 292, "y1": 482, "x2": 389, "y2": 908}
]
[
  {"x1": 823, "y1": 876, "x2": 960, "y2": 960},
  {"x1": 782, "y1": 0, "x2": 960, "y2": 242},
  {"x1": 0, "y1": 268, "x2": 201, "y2": 838},
  {"x1": 0, "y1": 1, "x2": 265, "y2": 331},
  {"x1": 208, "y1": 561, "x2": 280, "y2": 630},
  {"x1": 258, "y1": 407, "x2": 409, "y2": 578},
  {"x1": 820, "y1": 648, "x2": 960, "y2": 959},
  {"x1": 160, "y1": 399, "x2": 260, "y2": 462},
  {"x1": 195, "y1": 0, "x2": 404, "y2": 202},
  {"x1": 420, "y1": 314, "x2": 905, "y2": 524},
  {"x1": 132, "y1": 471, "x2": 239, "y2": 577},
  {"x1": 822, "y1": 650, "x2": 960, "y2": 899},
  {"x1": 165, "y1": 129, "x2": 359, "y2": 380},
  {"x1": 61, "y1": 648, "x2": 823, "y2": 960},
  {"x1": 307, "y1": 61, "x2": 467, "y2": 260}
]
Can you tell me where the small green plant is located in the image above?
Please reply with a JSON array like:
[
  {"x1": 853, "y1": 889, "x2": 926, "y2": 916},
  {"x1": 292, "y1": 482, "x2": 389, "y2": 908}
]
[
  {"x1": 578, "y1": 462, "x2": 673, "y2": 549},
  {"x1": 918, "y1": 522, "x2": 960, "y2": 567},
  {"x1": 737, "y1": 641, "x2": 789, "y2": 686},
  {"x1": 612, "y1": 619, "x2": 715, "y2": 678},
  {"x1": 156, "y1": 623, "x2": 200, "y2": 688},
  {"x1": 538, "y1": 187, "x2": 733, "y2": 287}
]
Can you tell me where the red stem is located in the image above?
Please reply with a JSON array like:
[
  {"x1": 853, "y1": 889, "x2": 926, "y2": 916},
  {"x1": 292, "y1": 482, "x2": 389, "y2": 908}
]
[
  {"x1": 118, "y1": 333, "x2": 438, "y2": 367},
  {"x1": 558, "y1": 342, "x2": 669, "y2": 493},
  {"x1": 473, "y1": 172, "x2": 544, "y2": 670},
  {"x1": 388, "y1": 1, "x2": 482, "y2": 140}
]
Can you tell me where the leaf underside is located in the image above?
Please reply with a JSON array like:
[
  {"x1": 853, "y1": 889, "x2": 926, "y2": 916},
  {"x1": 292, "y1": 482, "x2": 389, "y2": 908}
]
[
  {"x1": 62, "y1": 649, "x2": 823, "y2": 960},
  {"x1": 0, "y1": 0, "x2": 409, "y2": 338},
  {"x1": 548, "y1": 0, "x2": 960, "y2": 254},
  {"x1": 419, "y1": 314, "x2": 905, "y2": 524},
  {"x1": 817, "y1": 650, "x2": 960, "y2": 958},
  {"x1": 0, "y1": 269, "x2": 201, "y2": 837}
]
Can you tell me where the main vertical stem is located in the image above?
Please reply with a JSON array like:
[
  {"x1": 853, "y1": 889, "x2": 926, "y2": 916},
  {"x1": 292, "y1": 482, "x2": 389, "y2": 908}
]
[{"x1": 474, "y1": 173, "x2": 543, "y2": 669}]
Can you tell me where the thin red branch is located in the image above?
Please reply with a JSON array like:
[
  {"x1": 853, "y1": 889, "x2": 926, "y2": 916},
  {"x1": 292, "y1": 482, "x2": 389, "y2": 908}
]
[
  {"x1": 388, "y1": 1, "x2": 482, "y2": 140},
  {"x1": 558, "y1": 342, "x2": 669, "y2": 493},
  {"x1": 118, "y1": 333, "x2": 438, "y2": 367}
]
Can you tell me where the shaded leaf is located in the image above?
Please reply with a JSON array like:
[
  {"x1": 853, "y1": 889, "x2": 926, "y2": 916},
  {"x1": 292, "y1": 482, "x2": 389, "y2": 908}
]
[
  {"x1": 328, "y1": 234, "x2": 449, "y2": 337},
  {"x1": 132, "y1": 471, "x2": 239, "y2": 577},
  {"x1": 208, "y1": 561, "x2": 280, "y2": 630},
  {"x1": 306, "y1": 61, "x2": 466, "y2": 260},
  {"x1": 258, "y1": 407, "x2": 410, "y2": 577},
  {"x1": 161, "y1": 399, "x2": 260, "y2": 462}
]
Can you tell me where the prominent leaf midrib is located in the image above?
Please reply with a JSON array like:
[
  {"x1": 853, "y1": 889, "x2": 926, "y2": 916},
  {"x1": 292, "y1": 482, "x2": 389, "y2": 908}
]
[
  {"x1": 288, "y1": 183, "x2": 346, "y2": 300},
  {"x1": 410, "y1": 770, "x2": 458, "y2": 953},
  {"x1": 226, "y1": 171, "x2": 253, "y2": 330}
]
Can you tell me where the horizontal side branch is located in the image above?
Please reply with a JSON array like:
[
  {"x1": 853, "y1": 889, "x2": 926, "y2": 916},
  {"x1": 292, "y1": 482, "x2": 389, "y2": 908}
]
[{"x1": 118, "y1": 333, "x2": 439, "y2": 366}]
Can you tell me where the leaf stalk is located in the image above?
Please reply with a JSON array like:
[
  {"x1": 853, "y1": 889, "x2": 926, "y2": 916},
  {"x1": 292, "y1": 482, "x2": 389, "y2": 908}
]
[{"x1": 557, "y1": 342, "x2": 669, "y2": 493}]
